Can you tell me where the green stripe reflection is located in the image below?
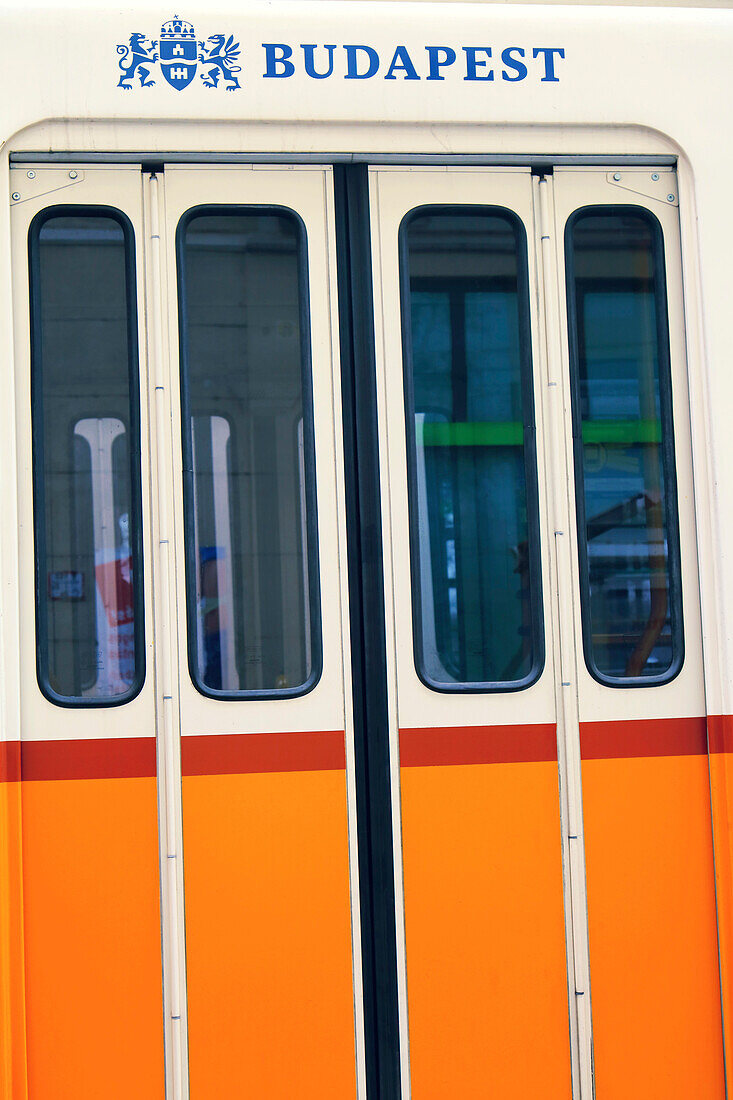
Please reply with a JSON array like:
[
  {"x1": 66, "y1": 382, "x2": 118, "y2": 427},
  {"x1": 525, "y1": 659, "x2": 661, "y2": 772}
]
[{"x1": 419, "y1": 419, "x2": 661, "y2": 447}]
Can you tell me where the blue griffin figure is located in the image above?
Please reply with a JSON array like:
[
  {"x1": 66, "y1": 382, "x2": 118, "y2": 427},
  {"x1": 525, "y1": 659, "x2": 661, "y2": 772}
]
[
  {"x1": 199, "y1": 34, "x2": 242, "y2": 90},
  {"x1": 116, "y1": 33, "x2": 158, "y2": 89}
]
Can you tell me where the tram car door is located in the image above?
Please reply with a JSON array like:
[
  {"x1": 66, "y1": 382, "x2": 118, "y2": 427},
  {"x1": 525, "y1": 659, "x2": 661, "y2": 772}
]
[{"x1": 8, "y1": 162, "x2": 725, "y2": 1100}]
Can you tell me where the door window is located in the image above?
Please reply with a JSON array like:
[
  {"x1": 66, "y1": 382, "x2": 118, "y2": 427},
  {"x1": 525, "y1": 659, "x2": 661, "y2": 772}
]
[
  {"x1": 566, "y1": 207, "x2": 682, "y2": 683},
  {"x1": 30, "y1": 209, "x2": 143, "y2": 704},
  {"x1": 401, "y1": 207, "x2": 542, "y2": 689},
  {"x1": 177, "y1": 208, "x2": 321, "y2": 697}
]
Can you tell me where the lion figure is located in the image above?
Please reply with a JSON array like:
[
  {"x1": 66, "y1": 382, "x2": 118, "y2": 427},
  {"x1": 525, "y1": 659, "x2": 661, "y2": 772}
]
[{"x1": 117, "y1": 33, "x2": 158, "y2": 90}]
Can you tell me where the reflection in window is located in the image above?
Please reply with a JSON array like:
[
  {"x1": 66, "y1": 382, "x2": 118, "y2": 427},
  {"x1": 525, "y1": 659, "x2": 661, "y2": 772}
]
[
  {"x1": 402, "y1": 209, "x2": 541, "y2": 688},
  {"x1": 31, "y1": 213, "x2": 142, "y2": 702},
  {"x1": 73, "y1": 419, "x2": 135, "y2": 694},
  {"x1": 191, "y1": 415, "x2": 237, "y2": 691},
  {"x1": 179, "y1": 210, "x2": 320, "y2": 696},
  {"x1": 567, "y1": 208, "x2": 682, "y2": 681}
]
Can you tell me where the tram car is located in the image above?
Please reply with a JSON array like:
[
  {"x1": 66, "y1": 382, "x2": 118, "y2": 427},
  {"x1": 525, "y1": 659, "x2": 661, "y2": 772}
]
[{"x1": 1, "y1": 1, "x2": 732, "y2": 1097}]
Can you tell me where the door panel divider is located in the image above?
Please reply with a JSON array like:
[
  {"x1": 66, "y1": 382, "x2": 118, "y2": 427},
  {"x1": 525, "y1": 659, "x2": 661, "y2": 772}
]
[
  {"x1": 333, "y1": 163, "x2": 402, "y2": 1100},
  {"x1": 143, "y1": 167, "x2": 190, "y2": 1100},
  {"x1": 535, "y1": 172, "x2": 595, "y2": 1100}
]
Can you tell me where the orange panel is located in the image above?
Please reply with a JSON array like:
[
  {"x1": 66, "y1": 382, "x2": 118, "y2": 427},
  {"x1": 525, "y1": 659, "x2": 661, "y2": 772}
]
[
  {"x1": 21, "y1": 777, "x2": 164, "y2": 1100},
  {"x1": 0, "y1": 776, "x2": 28, "y2": 1100},
  {"x1": 708, "y1": 718, "x2": 733, "y2": 1087},
  {"x1": 582, "y1": 754, "x2": 725, "y2": 1098},
  {"x1": 183, "y1": 769, "x2": 356, "y2": 1099},
  {"x1": 401, "y1": 760, "x2": 571, "y2": 1099}
]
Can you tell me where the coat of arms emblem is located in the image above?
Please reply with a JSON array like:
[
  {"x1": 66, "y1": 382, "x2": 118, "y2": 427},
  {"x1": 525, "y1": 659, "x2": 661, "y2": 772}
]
[
  {"x1": 159, "y1": 17, "x2": 198, "y2": 90},
  {"x1": 116, "y1": 15, "x2": 241, "y2": 91}
]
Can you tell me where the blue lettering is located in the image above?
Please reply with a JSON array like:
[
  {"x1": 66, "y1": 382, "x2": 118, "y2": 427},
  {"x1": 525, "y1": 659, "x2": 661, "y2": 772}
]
[
  {"x1": 501, "y1": 46, "x2": 527, "y2": 82},
  {"x1": 259, "y1": 41, "x2": 563, "y2": 86},
  {"x1": 344, "y1": 44, "x2": 379, "y2": 79},
  {"x1": 385, "y1": 45, "x2": 420, "y2": 80},
  {"x1": 463, "y1": 47, "x2": 494, "y2": 81},
  {"x1": 425, "y1": 46, "x2": 456, "y2": 81},
  {"x1": 533, "y1": 47, "x2": 565, "y2": 82},
  {"x1": 263, "y1": 43, "x2": 295, "y2": 78},
  {"x1": 301, "y1": 43, "x2": 337, "y2": 79}
]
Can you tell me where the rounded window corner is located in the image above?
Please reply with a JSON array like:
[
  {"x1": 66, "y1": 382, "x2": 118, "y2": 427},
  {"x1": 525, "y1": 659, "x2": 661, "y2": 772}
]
[
  {"x1": 37, "y1": 664, "x2": 146, "y2": 710},
  {"x1": 413, "y1": 641, "x2": 545, "y2": 695},
  {"x1": 187, "y1": 655, "x2": 323, "y2": 703},
  {"x1": 581, "y1": 633, "x2": 685, "y2": 690}
]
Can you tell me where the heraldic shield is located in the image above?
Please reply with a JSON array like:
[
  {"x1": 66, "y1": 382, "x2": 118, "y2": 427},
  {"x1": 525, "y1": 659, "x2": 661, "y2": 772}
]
[{"x1": 159, "y1": 17, "x2": 197, "y2": 89}]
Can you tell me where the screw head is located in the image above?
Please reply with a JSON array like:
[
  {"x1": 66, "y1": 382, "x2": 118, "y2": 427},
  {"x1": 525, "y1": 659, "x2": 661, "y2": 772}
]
[
  {"x1": 11, "y1": 192, "x2": 20, "y2": 201},
  {"x1": 651, "y1": 173, "x2": 660, "y2": 181},
  {"x1": 613, "y1": 173, "x2": 621, "y2": 181},
  {"x1": 26, "y1": 170, "x2": 35, "y2": 179},
  {"x1": 68, "y1": 170, "x2": 78, "y2": 180},
  {"x1": 667, "y1": 193, "x2": 675, "y2": 202}
]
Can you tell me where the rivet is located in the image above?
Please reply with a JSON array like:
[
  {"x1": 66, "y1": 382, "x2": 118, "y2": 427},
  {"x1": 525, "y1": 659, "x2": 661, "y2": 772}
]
[
  {"x1": 26, "y1": 170, "x2": 35, "y2": 179},
  {"x1": 613, "y1": 173, "x2": 621, "y2": 181},
  {"x1": 667, "y1": 194, "x2": 675, "y2": 202},
  {"x1": 68, "y1": 170, "x2": 78, "y2": 180},
  {"x1": 11, "y1": 192, "x2": 20, "y2": 201},
  {"x1": 651, "y1": 173, "x2": 659, "y2": 181}
]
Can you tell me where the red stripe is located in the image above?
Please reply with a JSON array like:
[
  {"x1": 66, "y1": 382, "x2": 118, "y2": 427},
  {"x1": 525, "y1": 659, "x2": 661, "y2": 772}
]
[
  {"x1": 580, "y1": 716, "x2": 707, "y2": 760},
  {"x1": 708, "y1": 715, "x2": 733, "y2": 755},
  {"x1": 0, "y1": 730, "x2": 345, "y2": 781},
  {"x1": 399, "y1": 723, "x2": 557, "y2": 767},
  {"x1": 181, "y1": 730, "x2": 346, "y2": 776},
  {"x1": 9, "y1": 737, "x2": 157, "y2": 781},
  {"x1": 3, "y1": 715, "x2": 727, "y2": 781},
  {"x1": 0, "y1": 740, "x2": 20, "y2": 782}
]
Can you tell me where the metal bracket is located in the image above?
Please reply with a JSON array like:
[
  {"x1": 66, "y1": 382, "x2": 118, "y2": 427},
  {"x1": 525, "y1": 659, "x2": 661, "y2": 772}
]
[
  {"x1": 10, "y1": 168, "x2": 85, "y2": 206},
  {"x1": 606, "y1": 169, "x2": 678, "y2": 207}
]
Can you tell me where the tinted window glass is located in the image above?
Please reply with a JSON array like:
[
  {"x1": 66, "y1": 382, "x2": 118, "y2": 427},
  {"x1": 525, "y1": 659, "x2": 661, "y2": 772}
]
[
  {"x1": 179, "y1": 210, "x2": 320, "y2": 696},
  {"x1": 31, "y1": 212, "x2": 143, "y2": 703},
  {"x1": 567, "y1": 208, "x2": 682, "y2": 682},
  {"x1": 402, "y1": 208, "x2": 542, "y2": 689}
]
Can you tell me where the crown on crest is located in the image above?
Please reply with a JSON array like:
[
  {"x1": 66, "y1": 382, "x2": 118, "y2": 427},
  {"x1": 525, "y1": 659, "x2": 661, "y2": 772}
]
[{"x1": 160, "y1": 16, "x2": 195, "y2": 38}]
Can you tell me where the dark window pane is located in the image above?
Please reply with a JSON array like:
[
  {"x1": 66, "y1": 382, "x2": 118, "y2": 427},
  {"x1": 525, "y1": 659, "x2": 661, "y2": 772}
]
[
  {"x1": 567, "y1": 208, "x2": 682, "y2": 682},
  {"x1": 402, "y1": 209, "x2": 541, "y2": 688},
  {"x1": 31, "y1": 213, "x2": 143, "y2": 702},
  {"x1": 179, "y1": 210, "x2": 320, "y2": 696}
]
